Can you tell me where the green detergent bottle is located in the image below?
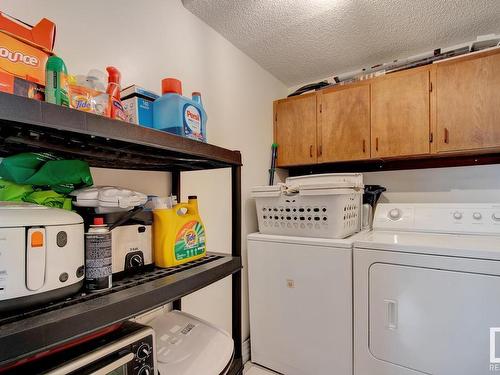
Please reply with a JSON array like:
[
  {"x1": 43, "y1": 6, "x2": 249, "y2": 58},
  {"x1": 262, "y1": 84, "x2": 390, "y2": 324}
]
[{"x1": 45, "y1": 56, "x2": 69, "y2": 107}]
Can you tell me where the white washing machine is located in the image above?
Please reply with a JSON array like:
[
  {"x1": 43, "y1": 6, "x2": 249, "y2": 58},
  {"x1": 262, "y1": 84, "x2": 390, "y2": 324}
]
[
  {"x1": 354, "y1": 203, "x2": 500, "y2": 375},
  {"x1": 247, "y1": 232, "x2": 367, "y2": 375}
]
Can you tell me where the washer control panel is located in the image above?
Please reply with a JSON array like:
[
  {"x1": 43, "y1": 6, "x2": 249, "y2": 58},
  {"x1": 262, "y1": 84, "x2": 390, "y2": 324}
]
[{"x1": 374, "y1": 203, "x2": 500, "y2": 234}]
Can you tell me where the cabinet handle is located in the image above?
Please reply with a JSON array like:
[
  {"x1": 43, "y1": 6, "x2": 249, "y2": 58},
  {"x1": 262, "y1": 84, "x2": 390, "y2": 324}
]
[
  {"x1": 310, "y1": 145, "x2": 313, "y2": 158},
  {"x1": 318, "y1": 144, "x2": 323, "y2": 157},
  {"x1": 444, "y1": 128, "x2": 449, "y2": 144},
  {"x1": 362, "y1": 139, "x2": 366, "y2": 153},
  {"x1": 375, "y1": 137, "x2": 379, "y2": 152}
]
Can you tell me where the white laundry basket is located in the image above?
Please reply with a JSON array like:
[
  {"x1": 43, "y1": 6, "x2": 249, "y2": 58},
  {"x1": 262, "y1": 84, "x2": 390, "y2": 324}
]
[{"x1": 252, "y1": 174, "x2": 363, "y2": 239}]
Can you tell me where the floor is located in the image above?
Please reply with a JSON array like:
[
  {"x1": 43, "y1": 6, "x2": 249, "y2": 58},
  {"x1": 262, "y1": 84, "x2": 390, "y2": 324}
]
[{"x1": 243, "y1": 362, "x2": 280, "y2": 374}]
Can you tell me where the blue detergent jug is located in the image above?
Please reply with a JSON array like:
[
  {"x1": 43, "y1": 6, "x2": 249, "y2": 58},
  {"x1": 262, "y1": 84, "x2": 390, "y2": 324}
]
[{"x1": 153, "y1": 78, "x2": 207, "y2": 142}]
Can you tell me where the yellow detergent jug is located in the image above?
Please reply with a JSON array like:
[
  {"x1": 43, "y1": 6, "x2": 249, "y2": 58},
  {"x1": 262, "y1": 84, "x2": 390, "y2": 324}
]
[{"x1": 153, "y1": 195, "x2": 206, "y2": 267}]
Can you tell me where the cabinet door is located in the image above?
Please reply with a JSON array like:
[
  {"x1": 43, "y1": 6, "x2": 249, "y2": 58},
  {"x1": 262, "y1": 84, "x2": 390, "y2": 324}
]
[
  {"x1": 274, "y1": 94, "x2": 317, "y2": 166},
  {"x1": 319, "y1": 85, "x2": 370, "y2": 162},
  {"x1": 435, "y1": 52, "x2": 500, "y2": 152},
  {"x1": 371, "y1": 69, "x2": 430, "y2": 157}
]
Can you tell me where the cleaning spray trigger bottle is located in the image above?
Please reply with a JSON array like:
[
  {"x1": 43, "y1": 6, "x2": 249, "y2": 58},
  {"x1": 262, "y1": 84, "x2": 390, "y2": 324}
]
[{"x1": 106, "y1": 66, "x2": 127, "y2": 121}]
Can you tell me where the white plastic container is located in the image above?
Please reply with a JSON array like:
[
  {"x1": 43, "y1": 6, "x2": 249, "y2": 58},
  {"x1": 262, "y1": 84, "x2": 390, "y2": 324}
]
[
  {"x1": 285, "y1": 173, "x2": 363, "y2": 188},
  {"x1": 252, "y1": 174, "x2": 363, "y2": 239},
  {"x1": 148, "y1": 310, "x2": 234, "y2": 375},
  {"x1": 70, "y1": 186, "x2": 148, "y2": 213}
]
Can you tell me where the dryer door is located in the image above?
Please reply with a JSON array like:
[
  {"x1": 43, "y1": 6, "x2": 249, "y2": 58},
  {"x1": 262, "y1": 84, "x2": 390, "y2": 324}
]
[{"x1": 370, "y1": 263, "x2": 500, "y2": 375}]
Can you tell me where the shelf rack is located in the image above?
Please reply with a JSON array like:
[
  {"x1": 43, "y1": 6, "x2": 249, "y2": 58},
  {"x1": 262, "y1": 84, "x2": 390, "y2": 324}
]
[{"x1": 0, "y1": 93, "x2": 244, "y2": 374}]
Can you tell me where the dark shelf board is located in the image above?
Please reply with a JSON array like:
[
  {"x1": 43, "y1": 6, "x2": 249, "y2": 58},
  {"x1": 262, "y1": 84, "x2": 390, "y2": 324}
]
[
  {"x1": 0, "y1": 93, "x2": 241, "y2": 171},
  {"x1": 0, "y1": 252, "x2": 242, "y2": 367},
  {"x1": 287, "y1": 151, "x2": 500, "y2": 176}
]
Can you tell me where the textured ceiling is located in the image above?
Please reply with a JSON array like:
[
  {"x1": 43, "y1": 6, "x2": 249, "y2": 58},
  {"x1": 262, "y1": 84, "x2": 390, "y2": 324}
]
[{"x1": 182, "y1": 0, "x2": 500, "y2": 86}]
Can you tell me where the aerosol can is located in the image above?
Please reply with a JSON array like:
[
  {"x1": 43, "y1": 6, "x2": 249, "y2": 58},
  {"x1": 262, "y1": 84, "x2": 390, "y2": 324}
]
[{"x1": 85, "y1": 217, "x2": 112, "y2": 290}]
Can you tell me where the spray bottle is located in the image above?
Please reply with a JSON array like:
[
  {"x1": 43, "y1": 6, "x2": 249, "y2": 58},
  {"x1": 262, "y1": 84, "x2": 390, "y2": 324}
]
[{"x1": 106, "y1": 66, "x2": 127, "y2": 121}]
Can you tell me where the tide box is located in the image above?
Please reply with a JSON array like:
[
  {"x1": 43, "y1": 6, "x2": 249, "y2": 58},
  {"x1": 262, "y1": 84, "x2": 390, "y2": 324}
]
[{"x1": 123, "y1": 96, "x2": 154, "y2": 127}]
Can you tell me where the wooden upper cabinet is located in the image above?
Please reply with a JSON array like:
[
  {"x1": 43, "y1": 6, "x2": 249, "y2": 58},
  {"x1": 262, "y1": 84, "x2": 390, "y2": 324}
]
[
  {"x1": 274, "y1": 94, "x2": 317, "y2": 166},
  {"x1": 371, "y1": 67, "x2": 431, "y2": 158},
  {"x1": 434, "y1": 51, "x2": 500, "y2": 152},
  {"x1": 318, "y1": 84, "x2": 370, "y2": 162}
]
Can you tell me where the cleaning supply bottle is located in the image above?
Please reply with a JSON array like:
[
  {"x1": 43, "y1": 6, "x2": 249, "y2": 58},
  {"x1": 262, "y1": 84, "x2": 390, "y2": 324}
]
[
  {"x1": 153, "y1": 195, "x2": 206, "y2": 267},
  {"x1": 153, "y1": 78, "x2": 207, "y2": 142},
  {"x1": 106, "y1": 66, "x2": 127, "y2": 121},
  {"x1": 45, "y1": 56, "x2": 69, "y2": 106}
]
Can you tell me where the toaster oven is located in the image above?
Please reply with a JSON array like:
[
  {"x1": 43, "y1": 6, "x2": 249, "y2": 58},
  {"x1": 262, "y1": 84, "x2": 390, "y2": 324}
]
[{"x1": 3, "y1": 321, "x2": 156, "y2": 375}]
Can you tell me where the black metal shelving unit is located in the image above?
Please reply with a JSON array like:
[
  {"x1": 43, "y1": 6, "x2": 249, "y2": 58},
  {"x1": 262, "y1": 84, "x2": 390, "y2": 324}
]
[{"x1": 0, "y1": 93, "x2": 244, "y2": 374}]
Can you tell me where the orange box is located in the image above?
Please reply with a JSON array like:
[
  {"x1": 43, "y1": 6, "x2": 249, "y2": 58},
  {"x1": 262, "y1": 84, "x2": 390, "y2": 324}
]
[
  {"x1": 0, "y1": 71, "x2": 45, "y2": 100},
  {"x1": 0, "y1": 12, "x2": 56, "y2": 86}
]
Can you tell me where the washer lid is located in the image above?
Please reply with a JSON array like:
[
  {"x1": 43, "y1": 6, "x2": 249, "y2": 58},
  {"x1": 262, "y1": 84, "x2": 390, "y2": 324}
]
[
  {"x1": 149, "y1": 310, "x2": 234, "y2": 375},
  {"x1": 248, "y1": 231, "x2": 370, "y2": 249},
  {"x1": 0, "y1": 202, "x2": 83, "y2": 227},
  {"x1": 354, "y1": 230, "x2": 500, "y2": 260}
]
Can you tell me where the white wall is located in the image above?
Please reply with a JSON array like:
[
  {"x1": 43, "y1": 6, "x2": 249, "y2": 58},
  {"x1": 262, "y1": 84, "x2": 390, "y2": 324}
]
[
  {"x1": 364, "y1": 164, "x2": 500, "y2": 203},
  {"x1": 2, "y1": 0, "x2": 287, "y2": 340}
]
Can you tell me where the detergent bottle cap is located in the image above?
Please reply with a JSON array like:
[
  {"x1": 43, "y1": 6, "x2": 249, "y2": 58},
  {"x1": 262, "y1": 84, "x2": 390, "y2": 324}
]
[
  {"x1": 192, "y1": 92, "x2": 203, "y2": 106},
  {"x1": 162, "y1": 78, "x2": 182, "y2": 95},
  {"x1": 46, "y1": 55, "x2": 68, "y2": 74},
  {"x1": 106, "y1": 66, "x2": 121, "y2": 84}
]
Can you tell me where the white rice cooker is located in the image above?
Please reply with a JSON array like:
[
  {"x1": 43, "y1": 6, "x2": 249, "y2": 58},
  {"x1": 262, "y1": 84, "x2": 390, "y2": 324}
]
[{"x1": 0, "y1": 202, "x2": 84, "y2": 312}]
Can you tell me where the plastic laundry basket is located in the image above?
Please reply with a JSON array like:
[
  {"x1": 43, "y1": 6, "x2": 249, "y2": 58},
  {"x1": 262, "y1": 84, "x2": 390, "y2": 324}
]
[{"x1": 252, "y1": 174, "x2": 363, "y2": 239}]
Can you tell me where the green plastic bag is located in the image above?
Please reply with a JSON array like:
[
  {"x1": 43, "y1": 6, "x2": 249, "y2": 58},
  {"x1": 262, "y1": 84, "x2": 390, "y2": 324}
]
[
  {"x1": 0, "y1": 153, "x2": 93, "y2": 194},
  {"x1": 24, "y1": 190, "x2": 72, "y2": 210},
  {"x1": 23, "y1": 159, "x2": 93, "y2": 193},
  {"x1": 0, "y1": 178, "x2": 72, "y2": 210},
  {"x1": 0, "y1": 153, "x2": 57, "y2": 183},
  {"x1": 0, "y1": 178, "x2": 33, "y2": 201}
]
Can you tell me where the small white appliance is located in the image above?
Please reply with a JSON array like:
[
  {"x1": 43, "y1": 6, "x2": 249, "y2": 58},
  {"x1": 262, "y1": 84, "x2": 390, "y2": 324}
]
[
  {"x1": 247, "y1": 232, "x2": 366, "y2": 375},
  {"x1": 77, "y1": 209, "x2": 154, "y2": 275},
  {"x1": 71, "y1": 186, "x2": 148, "y2": 213},
  {"x1": 354, "y1": 203, "x2": 500, "y2": 375},
  {"x1": 112, "y1": 224, "x2": 152, "y2": 274},
  {"x1": 252, "y1": 173, "x2": 363, "y2": 239},
  {"x1": 148, "y1": 310, "x2": 234, "y2": 375},
  {"x1": 0, "y1": 202, "x2": 84, "y2": 312}
]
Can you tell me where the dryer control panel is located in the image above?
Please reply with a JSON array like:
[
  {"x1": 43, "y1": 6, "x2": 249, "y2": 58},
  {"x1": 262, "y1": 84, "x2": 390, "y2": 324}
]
[{"x1": 373, "y1": 203, "x2": 500, "y2": 235}]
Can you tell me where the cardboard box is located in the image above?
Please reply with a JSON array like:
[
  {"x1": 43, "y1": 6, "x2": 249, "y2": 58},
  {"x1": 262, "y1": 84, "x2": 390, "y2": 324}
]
[
  {"x1": 121, "y1": 84, "x2": 159, "y2": 101},
  {"x1": 0, "y1": 71, "x2": 44, "y2": 100},
  {"x1": 123, "y1": 96, "x2": 154, "y2": 127},
  {"x1": 0, "y1": 12, "x2": 56, "y2": 85}
]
